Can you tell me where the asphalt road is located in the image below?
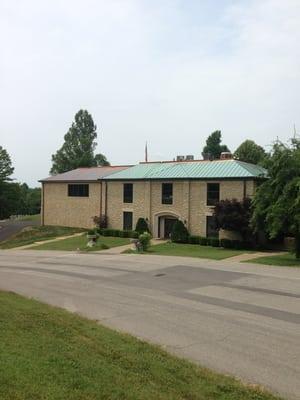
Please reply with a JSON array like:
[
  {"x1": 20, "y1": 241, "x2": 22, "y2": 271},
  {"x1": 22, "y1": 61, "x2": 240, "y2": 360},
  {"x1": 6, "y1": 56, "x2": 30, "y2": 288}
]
[
  {"x1": 0, "y1": 250, "x2": 299, "y2": 399},
  {"x1": 0, "y1": 219, "x2": 39, "y2": 242}
]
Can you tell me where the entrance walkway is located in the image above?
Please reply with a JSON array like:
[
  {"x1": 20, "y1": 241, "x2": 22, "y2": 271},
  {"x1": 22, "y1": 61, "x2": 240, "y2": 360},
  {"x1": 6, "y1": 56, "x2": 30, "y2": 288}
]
[
  {"x1": 224, "y1": 251, "x2": 285, "y2": 263},
  {"x1": 96, "y1": 239, "x2": 167, "y2": 255}
]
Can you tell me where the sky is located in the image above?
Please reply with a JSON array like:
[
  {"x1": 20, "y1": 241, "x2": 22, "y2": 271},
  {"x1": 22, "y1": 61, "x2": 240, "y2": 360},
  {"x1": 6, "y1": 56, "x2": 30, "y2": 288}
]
[{"x1": 1, "y1": 0, "x2": 300, "y2": 186}]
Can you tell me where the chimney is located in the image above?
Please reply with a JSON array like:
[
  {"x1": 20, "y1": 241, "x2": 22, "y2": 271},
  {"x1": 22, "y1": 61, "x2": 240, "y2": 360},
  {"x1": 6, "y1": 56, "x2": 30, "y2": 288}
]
[
  {"x1": 220, "y1": 152, "x2": 233, "y2": 160},
  {"x1": 203, "y1": 152, "x2": 213, "y2": 161},
  {"x1": 185, "y1": 155, "x2": 194, "y2": 161}
]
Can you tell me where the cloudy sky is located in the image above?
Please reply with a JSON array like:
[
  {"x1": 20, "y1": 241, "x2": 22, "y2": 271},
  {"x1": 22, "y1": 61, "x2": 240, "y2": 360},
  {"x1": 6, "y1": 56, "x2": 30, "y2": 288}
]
[{"x1": 1, "y1": 0, "x2": 300, "y2": 186}]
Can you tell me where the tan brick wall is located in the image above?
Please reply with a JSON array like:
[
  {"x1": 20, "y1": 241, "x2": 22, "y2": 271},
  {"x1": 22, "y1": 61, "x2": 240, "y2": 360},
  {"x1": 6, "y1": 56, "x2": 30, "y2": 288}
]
[
  {"x1": 42, "y1": 178, "x2": 257, "y2": 236},
  {"x1": 105, "y1": 179, "x2": 257, "y2": 237},
  {"x1": 106, "y1": 181, "x2": 150, "y2": 230},
  {"x1": 43, "y1": 182, "x2": 101, "y2": 229}
]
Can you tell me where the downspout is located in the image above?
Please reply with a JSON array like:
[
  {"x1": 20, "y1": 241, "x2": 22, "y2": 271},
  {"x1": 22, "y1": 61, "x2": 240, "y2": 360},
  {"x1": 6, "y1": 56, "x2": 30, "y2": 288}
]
[
  {"x1": 99, "y1": 181, "x2": 102, "y2": 217},
  {"x1": 105, "y1": 181, "x2": 108, "y2": 217},
  {"x1": 41, "y1": 183, "x2": 45, "y2": 226}
]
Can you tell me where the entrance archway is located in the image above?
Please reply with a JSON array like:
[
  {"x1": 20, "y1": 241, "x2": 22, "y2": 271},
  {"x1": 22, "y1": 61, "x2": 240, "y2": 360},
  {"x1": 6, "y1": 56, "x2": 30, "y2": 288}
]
[{"x1": 153, "y1": 211, "x2": 180, "y2": 239}]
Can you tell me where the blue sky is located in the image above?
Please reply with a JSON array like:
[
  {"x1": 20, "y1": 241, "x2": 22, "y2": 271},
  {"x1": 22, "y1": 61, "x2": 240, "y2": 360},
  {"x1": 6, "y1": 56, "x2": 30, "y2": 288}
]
[{"x1": 1, "y1": 0, "x2": 299, "y2": 186}]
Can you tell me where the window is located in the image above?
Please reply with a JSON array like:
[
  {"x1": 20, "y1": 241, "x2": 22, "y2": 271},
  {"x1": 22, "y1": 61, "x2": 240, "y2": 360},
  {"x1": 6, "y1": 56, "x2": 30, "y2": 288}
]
[
  {"x1": 123, "y1": 212, "x2": 133, "y2": 230},
  {"x1": 206, "y1": 216, "x2": 219, "y2": 238},
  {"x1": 207, "y1": 183, "x2": 219, "y2": 206},
  {"x1": 123, "y1": 183, "x2": 133, "y2": 203},
  {"x1": 68, "y1": 184, "x2": 89, "y2": 197},
  {"x1": 162, "y1": 183, "x2": 173, "y2": 204}
]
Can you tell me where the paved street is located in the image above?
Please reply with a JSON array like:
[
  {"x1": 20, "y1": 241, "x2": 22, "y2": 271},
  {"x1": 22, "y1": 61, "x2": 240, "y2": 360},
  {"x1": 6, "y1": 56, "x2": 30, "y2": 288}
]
[
  {"x1": 0, "y1": 220, "x2": 39, "y2": 242},
  {"x1": 0, "y1": 250, "x2": 299, "y2": 399}
]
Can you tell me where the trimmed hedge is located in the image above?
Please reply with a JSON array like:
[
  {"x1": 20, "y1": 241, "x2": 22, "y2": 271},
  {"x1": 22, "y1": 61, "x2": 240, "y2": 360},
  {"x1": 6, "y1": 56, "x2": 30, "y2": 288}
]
[
  {"x1": 188, "y1": 235, "x2": 201, "y2": 244},
  {"x1": 200, "y1": 237, "x2": 208, "y2": 246},
  {"x1": 208, "y1": 237, "x2": 220, "y2": 247},
  {"x1": 98, "y1": 228, "x2": 138, "y2": 238}
]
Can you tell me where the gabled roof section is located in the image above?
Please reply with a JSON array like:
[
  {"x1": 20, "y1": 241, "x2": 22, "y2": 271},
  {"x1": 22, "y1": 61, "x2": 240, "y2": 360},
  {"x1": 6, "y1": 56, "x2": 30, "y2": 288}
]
[
  {"x1": 40, "y1": 165, "x2": 131, "y2": 183},
  {"x1": 103, "y1": 160, "x2": 267, "y2": 180}
]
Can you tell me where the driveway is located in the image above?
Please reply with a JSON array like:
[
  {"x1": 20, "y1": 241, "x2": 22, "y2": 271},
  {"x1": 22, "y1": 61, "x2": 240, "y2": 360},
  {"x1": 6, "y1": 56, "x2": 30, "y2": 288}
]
[
  {"x1": 0, "y1": 219, "x2": 40, "y2": 242},
  {"x1": 0, "y1": 250, "x2": 299, "y2": 399}
]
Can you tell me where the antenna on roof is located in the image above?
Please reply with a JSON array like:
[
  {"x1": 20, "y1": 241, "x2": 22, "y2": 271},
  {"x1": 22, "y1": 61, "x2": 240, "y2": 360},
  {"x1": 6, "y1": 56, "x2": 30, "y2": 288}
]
[{"x1": 145, "y1": 141, "x2": 148, "y2": 163}]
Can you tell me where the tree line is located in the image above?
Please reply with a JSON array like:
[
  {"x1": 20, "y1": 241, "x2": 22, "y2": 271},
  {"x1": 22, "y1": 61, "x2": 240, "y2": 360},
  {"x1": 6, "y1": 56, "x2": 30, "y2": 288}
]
[{"x1": 0, "y1": 147, "x2": 41, "y2": 219}]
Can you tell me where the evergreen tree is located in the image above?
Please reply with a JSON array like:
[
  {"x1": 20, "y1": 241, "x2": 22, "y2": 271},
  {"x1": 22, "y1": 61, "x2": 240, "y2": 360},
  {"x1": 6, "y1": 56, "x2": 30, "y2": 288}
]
[
  {"x1": 170, "y1": 220, "x2": 189, "y2": 243},
  {"x1": 202, "y1": 131, "x2": 230, "y2": 160},
  {"x1": 50, "y1": 110, "x2": 109, "y2": 174},
  {"x1": 135, "y1": 217, "x2": 149, "y2": 234}
]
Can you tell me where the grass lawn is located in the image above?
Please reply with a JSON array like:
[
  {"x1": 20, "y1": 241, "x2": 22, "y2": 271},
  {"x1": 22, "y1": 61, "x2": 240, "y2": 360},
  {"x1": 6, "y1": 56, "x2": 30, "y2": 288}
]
[
  {"x1": 16, "y1": 214, "x2": 41, "y2": 222},
  {"x1": 32, "y1": 234, "x2": 130, "y2": 251},
  {"x1": 246, "y1": 252, "x2": 300, "y2": 267},
  {"x1": 0, "y1": 291, "x2": 281, "y2": 400},
  {"x1": 0, "y1": 225, "x2": 85, "y2": 249},
  {"x1": 144, "y1": 242, "x2": 249, "y2": 260}
]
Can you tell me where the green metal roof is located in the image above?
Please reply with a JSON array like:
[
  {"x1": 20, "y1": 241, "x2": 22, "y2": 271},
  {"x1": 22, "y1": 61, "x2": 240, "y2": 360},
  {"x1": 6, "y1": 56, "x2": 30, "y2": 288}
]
[{"x1": 103, "y1": 160, "x2": 267, "y2": 180}]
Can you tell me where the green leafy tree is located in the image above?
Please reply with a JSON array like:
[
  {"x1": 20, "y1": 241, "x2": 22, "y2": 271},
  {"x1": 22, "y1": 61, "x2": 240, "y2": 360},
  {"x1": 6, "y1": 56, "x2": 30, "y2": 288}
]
[
  {"x1": 50, "y1": 110, "x2": 109, "y2": 174},
  {"x1": 234, "y1": 140, "x2": 266, "y2": 165},
  {"x1": 0, "y1": 146, "x2": 14, "y2": 181},
  {"x1": 251, "y1": 139, "x2": 300, "y2": 258},
  {"x1": 213, "y1": 198, "x2": 252, "y2": 241},
  {"x1": 202, "y1": 131, "x2": 230, "y2": 160}
]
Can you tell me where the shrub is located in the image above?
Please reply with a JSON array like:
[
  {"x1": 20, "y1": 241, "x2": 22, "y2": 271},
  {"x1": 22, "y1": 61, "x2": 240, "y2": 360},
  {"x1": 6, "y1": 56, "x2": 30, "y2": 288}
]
[
  {"x1": 93, "y1": 214, "x2": 108, "y2": 229},
  {"x1": 200, "y1": 237, "x2": 208, "y2": 246},
  {"x1": 100, "y1": 228, "x2": 113, "y2": 236},
  {"x1": 231, "y1": 240, "x2": 243, "y2": 249},
  {"x1": 129, "y1": 230, "x2": 139, "y2": 238},
  {"x1": 87, "y1": 229, "x2": 97, "y2": 236},
  {"x1": 119, "y1": 230, "x2": 131, "y2": 238},
  {"x1": 135, "y1": 218, "x2": 150, "y2": 234},
  {"x1": 220, "y1": 238, "x2": 233, "y2": 249},
  {"x1": 241, "y1": 241, "x2": 255, "y2": 250},
  {"x1": 139, "y1": 232, "x2": 151, "y2": 251},
  {"x1": 100, "y1": 243, "x2": 109, "y2": 249},
  {"x1": 208, "y1": 237, "x2": 220, "y2": 247},
  {"x1": 189, "y1": 235, "x2": 201, "y2": 244},
  {"x1": 170, "y1": 220, "x2": 189, "y2": 243}
]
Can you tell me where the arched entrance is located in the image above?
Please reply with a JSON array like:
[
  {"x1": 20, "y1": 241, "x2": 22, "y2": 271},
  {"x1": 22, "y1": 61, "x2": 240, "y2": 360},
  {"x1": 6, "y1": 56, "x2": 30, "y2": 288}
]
[{"x1": 153, "y1": 212, "x2": 180, "y2": 239}]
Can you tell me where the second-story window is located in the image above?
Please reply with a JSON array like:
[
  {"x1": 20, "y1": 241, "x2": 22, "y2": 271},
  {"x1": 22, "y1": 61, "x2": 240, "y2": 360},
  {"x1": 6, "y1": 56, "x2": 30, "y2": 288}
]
[
  {"x1": 68, "y1": 184, "x2": 89, "y2": 197},
  {"x1": 207, "y1": 183, "x2": 220, "y2": 206},
  {"x1": 162, "y1": 183, "x2": 173, "y2": 204},
  {"x1": 123, "y1": 183, "x2": 133, "y2": 203}
]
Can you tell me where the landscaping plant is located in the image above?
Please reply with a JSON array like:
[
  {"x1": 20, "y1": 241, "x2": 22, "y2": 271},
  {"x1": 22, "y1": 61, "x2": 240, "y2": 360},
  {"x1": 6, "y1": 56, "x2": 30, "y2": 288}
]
[
  {"x1": 135, "y1": 217, "x2": 150, "y2": 234},
  {"x1": 138, "y1": 232, "x2": 151, "y2": 251},
  {"x1": 170, "y1": 220, "x2": 189, "y2": 243}
]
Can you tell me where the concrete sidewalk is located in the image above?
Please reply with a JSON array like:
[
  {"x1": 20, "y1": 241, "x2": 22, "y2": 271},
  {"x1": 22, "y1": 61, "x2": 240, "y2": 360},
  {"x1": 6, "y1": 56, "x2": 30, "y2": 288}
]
[{"x1": 225, "y1": 251, "x2": 285, "y2": 263}]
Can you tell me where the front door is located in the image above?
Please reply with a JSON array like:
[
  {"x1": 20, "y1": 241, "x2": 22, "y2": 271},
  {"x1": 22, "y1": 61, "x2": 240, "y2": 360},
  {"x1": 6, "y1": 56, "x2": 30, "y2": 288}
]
[{"x1": 164, "y1": 218, "x2": 177, "y2": 238}]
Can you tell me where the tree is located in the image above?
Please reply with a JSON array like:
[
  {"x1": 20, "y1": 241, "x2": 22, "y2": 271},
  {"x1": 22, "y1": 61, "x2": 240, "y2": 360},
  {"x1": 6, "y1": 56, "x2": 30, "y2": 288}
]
[
  {"x1": 234, "y1": 140, "x2": 266, "y2": 165},
  {"x1": 0, "y1": 146, "x2": 14, "y2": 181},
  {"x1": 50, "y1": 110, "x2": 109, "y2": 174},
  {"x1": 135, "y1": 217, "x2": 149, "y2": 234},
  {"x1": 251, "y1": 139, "x2": 300, "y2": 258},
  {"x1": 171, "y1": 220, "x2": 189, "y2": 243},
  {"x1": 202, "y1": 131, "x2": 230, "y2": 160},
  {"x1": 213, "y1": 198, "x2": 252, "y2": 241}
]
